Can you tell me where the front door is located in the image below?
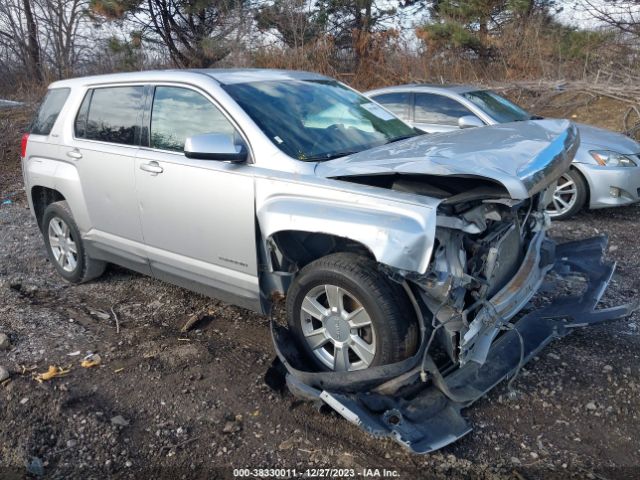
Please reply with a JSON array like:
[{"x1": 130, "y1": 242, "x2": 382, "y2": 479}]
[
  {"x1": 413, "y1": 93, "x2": 475, "y2": 133},
  {"x1": 134, "y1": 85, "x2": 260, "y2": 310}
]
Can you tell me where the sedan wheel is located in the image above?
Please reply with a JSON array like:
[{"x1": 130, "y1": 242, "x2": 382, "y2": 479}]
[
  {"x1": 545, "y1": 169, "x2": 587, "y2": 220},
  {"x1": 300, "y1": 284, "x2": 376, "y2": 372}
]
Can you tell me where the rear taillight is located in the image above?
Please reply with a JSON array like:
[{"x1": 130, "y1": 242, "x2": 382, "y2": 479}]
[{"x1": 20, "y1": 133, "x2": 29, "y2": 158}]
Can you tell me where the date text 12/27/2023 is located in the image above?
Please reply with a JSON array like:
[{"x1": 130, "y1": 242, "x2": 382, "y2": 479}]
[{"x1": 233, "y1": 468, "x2": 401, "y2": 478}]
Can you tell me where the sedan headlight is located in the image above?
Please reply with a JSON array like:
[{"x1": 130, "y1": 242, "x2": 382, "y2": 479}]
[{"x1": 590, "y1": 150, "x2": 638, "y2": 167}]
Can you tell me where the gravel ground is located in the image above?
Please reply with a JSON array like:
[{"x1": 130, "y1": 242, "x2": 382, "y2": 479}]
[
  {"x1": 1, "y1": 193, "x2": 639, "y2": 480},
  {"x1": 1, "y1": 102, "x2": 639, "y2": 479}
]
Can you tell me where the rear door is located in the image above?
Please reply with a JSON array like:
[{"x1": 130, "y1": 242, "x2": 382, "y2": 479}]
[
  {"x1": 65, "y1": 85, "x2": 150, "y2": 273},
  {"x1": 134, "y1": 84, "x2": 260, "y2": 311}
]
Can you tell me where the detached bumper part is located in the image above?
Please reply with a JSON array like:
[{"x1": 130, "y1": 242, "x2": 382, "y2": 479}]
[{"x1": 271, "y1": 236, "x2": 637, "y2": 454}]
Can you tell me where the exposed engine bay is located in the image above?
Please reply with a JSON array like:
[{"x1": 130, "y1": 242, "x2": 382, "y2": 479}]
[
  {"x1": 410, "y1": 182, "x2": 549, "y2": 367},
  {"x1": 345, "y1": 173, "x2": 555, "y2": 367}
]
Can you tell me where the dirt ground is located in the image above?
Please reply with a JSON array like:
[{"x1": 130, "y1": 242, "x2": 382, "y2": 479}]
[{"x1": 1, "y1": 95, "x2": 640, "y2": 480}]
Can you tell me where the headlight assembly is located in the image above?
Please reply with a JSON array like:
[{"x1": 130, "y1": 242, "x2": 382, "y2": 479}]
[{"x1": 590, "y1": 150, "x2": 638, "y2": 168}]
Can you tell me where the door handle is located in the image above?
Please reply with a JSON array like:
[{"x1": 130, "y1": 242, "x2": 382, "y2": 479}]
[
  {"x1": 66, "y1": 149, "x2": 82, "y2": 159},
  {"x1": 139, "y1": 161, "x2": 163, "y2": 174}
]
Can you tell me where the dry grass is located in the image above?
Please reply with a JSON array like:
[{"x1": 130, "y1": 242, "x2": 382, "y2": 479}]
[{"x1": 0, "y1": 106, "x2": 32, "y2": 199}]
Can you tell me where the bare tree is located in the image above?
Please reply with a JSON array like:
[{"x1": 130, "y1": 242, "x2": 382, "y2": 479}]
[
  {"x1": 581, "y1": 0, "x2": 640, "y2": 38},
  {"x1": 36, "y1": 0, "x2": 90, "y2": 78},
  {"x1": 0, "y1": 0, "x2": 43, "y2": 81}
]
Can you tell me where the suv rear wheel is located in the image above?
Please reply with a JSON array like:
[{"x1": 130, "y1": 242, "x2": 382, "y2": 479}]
[
  {"x1": 286, "y1": 253, "x2": 418, "y2": 372},
  {"x1": 42, "y1": 201, "x2": 106, "y2": 283}
]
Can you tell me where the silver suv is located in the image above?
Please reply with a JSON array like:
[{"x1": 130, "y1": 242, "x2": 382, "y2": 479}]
[{"x1": 21, "y1": 69, "x2": 628, "y2": 388}]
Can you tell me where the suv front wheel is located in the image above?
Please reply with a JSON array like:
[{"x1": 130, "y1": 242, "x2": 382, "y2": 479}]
[
  {"x1": 42, "y1": 201, "x2": 106, "y2": 283},
  {"x1": 286, "y1": 253, "x2": 418, "y2": 372}
]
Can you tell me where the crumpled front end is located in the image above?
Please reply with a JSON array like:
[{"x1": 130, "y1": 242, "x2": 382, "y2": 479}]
[
  {"x1": 269, "y1": 235, "x2": 637, "y2": 453},
  {"x1": 407, "y1": 188, "x2": 555, "y2": 368},
  {"x1": 265, "y1": 118, "x2": 636, "y2": 453}
]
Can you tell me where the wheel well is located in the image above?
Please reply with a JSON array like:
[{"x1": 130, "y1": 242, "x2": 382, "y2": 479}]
[
  {"x1": 31, "y1": 186, "x2": 65, "y2": 231},
  {"x1": 570, "y1": 165, "x2": 590, "y2": 206},
  {"x1": 267, "y1": 231, "x2": 375, "y2": 272}
]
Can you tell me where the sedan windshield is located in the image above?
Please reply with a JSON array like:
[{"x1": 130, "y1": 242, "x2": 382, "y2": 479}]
[
  {"x1": 222, "y1": 80, "x2": 417, "y2": 161},
  {"x1": 462, "y1": 90, "x2": 532, "y2": 123}
]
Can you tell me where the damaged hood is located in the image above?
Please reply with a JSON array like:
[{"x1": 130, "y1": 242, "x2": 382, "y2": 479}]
[{"x1": 315, "y1": 119, "x2": 579, "y2": 200}]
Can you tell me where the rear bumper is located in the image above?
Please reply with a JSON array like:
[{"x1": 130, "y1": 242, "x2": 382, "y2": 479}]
[
  {"x1": 578, "y1": 163, "x2": 640, "y2": 209},
  {"x1": 270, "y1": 236, "x2": 637, "y2": 454}
]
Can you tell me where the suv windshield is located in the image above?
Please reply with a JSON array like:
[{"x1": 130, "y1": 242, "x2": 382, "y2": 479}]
[
  {"x1": 462, "y1": 90, "x2": 532, "y2": 123},
  {"x1": 222, "y1": 80, "x2": 417, "y2": 161}
]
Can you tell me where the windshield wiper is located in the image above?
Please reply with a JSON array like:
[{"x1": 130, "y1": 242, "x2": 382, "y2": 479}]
[
  {"x1": 385, "y1": 134, "x2": 419, "y2": 145},
  {"x1": 513, "y1": 115, "x2": 543, "y2": 122},
  {"x1": 304, "y1": 150, "x2": 360, "y2": 162}
]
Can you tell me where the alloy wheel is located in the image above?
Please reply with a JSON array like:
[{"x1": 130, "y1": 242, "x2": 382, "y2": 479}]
[
  {"x1": 546, "y1": 173, "x2": 578, "y2": 217},
  {"x1": 299, "y1": 284, "x2": 376, "y2": 372},
  {"x1": 48, "y1": 216, "x2": 78, "y2": 272}
]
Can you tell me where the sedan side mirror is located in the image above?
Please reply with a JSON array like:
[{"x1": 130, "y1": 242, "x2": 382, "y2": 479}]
[
  {"x1": 458, "y1": 115, "x2": 484, "y2": 129},
  {"x1": 184, "y1": 133, "x2": 248, "y2": 162}
]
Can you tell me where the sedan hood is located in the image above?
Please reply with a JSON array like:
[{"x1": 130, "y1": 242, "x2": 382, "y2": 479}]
[
  {"x1": 577, "y1": 123, "x2": 640, "y2": 153},
  {"x1": 316, "y1": 119, "x2": 579, "y2": 200}
]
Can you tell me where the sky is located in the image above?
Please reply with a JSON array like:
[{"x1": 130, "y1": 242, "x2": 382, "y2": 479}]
[{"x1": 555, "y1": 1, "x2": 606, "y2": 28}]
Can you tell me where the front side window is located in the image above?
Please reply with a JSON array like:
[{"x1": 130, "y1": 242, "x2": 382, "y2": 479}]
[
  {"x1": 414, "y1": 93, "x2": 472, "y2": 125},
  {"x1": 371, "y1": 92, "x2": 411, "y2": 121},
  {"x1": 150, "y1": 86, "x2": 236, "y2": 152},
  {"x1": 222, "y1": 80, "x2": 416, "y2": 161},
  {"x1": 462, "y1": 90, "x2": 531, "y2": 123},
  {"x1": 30, "y1": 88, "x2": 70, "y2": 135},
  {"x1": 75, "y1": 86, "x2": 143, "y2": 146}
]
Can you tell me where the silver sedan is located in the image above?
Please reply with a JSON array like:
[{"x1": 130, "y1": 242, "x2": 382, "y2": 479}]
[{"x1": 367, "y1": 84, "x2": 640, "y2": 219}]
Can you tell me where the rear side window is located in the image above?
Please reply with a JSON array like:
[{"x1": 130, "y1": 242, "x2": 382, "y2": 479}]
[
  {"x1": 150, "y1": 86, "x2": 235, "y2": 152},
  {"x1": 372, "y1": 92, "x2": 411, "y2": 121},
  {"x1": 75, "y1": 86, "x2": 143, "y2": 146},
  {"x1": 30, "y1": 88, "x2": 70, "y2": 135}
]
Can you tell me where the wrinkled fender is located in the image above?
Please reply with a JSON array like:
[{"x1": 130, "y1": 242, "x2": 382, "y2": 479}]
[
  {"x1": 255, "y1": 175, "x2": 439, "y2": 274},
  {"x1": 24, "y1": 151, "x2": 91, "y2": 233}
]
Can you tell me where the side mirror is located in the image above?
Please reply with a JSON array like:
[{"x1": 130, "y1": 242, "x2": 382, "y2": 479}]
[
  {"x1": 458, "y1": 115, "x2": 484, "y2": 129},
  {"x1": 184, "y1": 133, "x2": 247, "y2": 162}
]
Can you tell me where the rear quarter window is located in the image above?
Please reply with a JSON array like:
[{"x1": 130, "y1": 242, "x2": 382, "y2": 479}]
[
  {"x1": 30, "y1": 88, "x2": 70, "y2": 135},
  {"x1": 75, "y1": 86, "x2": 144, "y2": 146}
]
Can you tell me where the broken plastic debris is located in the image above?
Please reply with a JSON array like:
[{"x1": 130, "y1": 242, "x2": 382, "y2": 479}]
[
  {"x1": 81, "y1": 353, "x2": 101, "y2": 368},
  {"x1": 35, "y1": 366, "x2": 70, "y2": 382},
  {"x1": 2, "y1": 199, "x2": 12, "y2": 205},
  {"x1": 67, "y1": 351, "x2": 81, "y2": 356},
  {"x1": 89, "y1": 309, "x2": 110, "y2": 320}
]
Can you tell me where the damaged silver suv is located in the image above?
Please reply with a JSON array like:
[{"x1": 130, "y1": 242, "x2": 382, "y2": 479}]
[{"x1": 22, "y1": 69, "x2": 635, "y2": 453}]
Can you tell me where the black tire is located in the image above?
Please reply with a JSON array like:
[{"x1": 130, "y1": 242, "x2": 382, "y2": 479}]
[
  {"x1": 546, "y1": 168, "x2": 588, "y2": 220},
  {"x1": 42, "y1": 201, "x2": 106, "y2": 283},
  {"x1": 286, "y1": 253, "x2": 418, "y2": 372}
]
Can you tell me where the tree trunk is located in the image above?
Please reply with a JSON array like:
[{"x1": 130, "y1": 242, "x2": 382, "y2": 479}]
[{"x1": 22, "y1": 0, "x2": 42, "y2": 82}]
